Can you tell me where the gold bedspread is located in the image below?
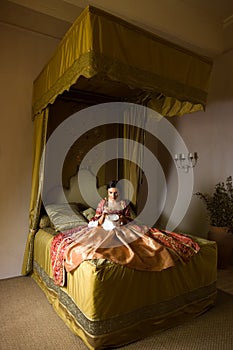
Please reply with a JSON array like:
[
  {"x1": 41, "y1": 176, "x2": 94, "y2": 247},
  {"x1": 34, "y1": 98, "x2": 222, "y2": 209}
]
[{"x1": 32, "y1": 228, "x2": 217, "y2": 349}]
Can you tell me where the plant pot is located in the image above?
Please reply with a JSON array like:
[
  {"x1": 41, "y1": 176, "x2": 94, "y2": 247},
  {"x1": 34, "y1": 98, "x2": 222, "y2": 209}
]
[{"x1": 208, "y1": 226, "x2": 233, "y2": 269}]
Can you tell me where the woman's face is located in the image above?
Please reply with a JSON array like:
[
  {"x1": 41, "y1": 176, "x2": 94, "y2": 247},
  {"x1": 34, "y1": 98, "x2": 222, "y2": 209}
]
[{"x1": 108, "y1": 187, "x2": 119, "y2": 201}]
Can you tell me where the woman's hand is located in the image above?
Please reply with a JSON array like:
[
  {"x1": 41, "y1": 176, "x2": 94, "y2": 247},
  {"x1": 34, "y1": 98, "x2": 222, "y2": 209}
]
[
  {"x1": 103, "y1": 204, "x2": 110, "y2": 215},
  {"x1": 98, "y1": 212, "x2": 107, "y2": 226}
]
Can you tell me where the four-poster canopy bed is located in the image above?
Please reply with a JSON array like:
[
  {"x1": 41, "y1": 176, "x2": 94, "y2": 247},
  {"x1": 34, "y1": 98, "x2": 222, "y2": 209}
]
[{"x1": 22, "y1": 5, "x2": 217, "y2": 350}]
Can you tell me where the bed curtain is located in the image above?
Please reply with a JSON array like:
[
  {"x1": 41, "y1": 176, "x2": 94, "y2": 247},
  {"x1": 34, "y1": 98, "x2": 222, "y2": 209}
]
[
  {"x1": 22, "y1": 108, "x2": 48, "y2": 274},
  {"x1": 22, "y1": 5, "x2": 213, "y2": 275}
]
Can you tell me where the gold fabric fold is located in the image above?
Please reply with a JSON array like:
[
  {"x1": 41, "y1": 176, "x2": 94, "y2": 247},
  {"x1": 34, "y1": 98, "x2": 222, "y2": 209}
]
[
  {"x1": 32, "y1": 5, "x2": 213, "y2": 119},
  {"x1": 147, "y1": 95, "x2": 204, "y2": 117},
  {"x1": 21, "y1": 108, "x2": 48, "y2": 275},
  {"x1": 123, "y1": 104, "x2": 146, "y2": 206}
]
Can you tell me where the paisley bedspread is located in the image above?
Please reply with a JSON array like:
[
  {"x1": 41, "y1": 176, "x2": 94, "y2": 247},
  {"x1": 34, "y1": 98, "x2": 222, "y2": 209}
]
[{"x1": 51, "y1": 224, "x2": 200, "y2": 286}]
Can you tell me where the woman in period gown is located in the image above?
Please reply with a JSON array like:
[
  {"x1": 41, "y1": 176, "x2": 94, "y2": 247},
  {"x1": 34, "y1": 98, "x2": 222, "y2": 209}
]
[{"x1": 51, "y1": 180, "x2": 200, "y2": 286}]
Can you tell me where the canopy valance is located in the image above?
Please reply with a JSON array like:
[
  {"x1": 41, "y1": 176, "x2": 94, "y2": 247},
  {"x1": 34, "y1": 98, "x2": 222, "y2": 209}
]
[{"x1": 32, "y1": 5, "x2": 213, "y2": 118}]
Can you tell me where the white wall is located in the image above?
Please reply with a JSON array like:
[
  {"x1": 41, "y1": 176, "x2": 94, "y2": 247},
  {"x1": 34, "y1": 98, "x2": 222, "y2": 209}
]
[
  {"x1": 0, "y1": 23, "x2": 59, "y2": 279},
  {"x1": 168, "y1": 49, "x2": 233, "y2": 237}
]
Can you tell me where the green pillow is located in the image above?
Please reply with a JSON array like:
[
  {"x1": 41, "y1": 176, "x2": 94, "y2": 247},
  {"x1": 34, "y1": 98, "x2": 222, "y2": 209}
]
[
  {"x1": 82, "y1": 207, "x2": 96, "y2": 221},
  {"x1": 45, "y1": 203, "x2": 88, "y2": 231},
  {"x1": 39, "y1": 215, "x2": 51, "y2": 229}
]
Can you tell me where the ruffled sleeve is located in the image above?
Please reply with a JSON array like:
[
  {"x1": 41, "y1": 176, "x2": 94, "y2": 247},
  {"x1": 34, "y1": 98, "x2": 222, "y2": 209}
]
[{"x1": 90, "y1": 198, "x2": 106, "y2": 221}]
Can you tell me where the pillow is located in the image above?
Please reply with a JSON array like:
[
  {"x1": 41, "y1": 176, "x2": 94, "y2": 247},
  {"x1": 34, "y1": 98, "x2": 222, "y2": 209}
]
[
  {"x1": 65, "y1": 169, "x2": 97, "y2": 205},
  {"x1": 82, "y1": 207, "x2": 96, "y2": 221},
  {"x1": 45, "y1": 203, "x2": 88, "y2": 231},
  {"x1": 39, "y1": 215, "x2": 51, "y2": 229}
]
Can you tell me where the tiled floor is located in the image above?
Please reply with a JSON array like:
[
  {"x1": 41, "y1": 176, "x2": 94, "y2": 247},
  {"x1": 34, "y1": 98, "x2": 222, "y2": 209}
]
[{"x1": 217, "y1": 266, "x2": 233, "y2": 295}]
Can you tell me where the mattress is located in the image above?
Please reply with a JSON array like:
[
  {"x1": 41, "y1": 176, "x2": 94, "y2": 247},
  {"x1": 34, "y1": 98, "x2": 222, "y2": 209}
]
[{"x1": 32, "y1": 228, "x2": 217, "y2": 350}]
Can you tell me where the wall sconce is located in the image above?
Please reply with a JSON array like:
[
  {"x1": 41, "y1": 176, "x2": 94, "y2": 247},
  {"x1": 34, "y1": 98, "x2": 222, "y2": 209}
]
[{"x1": 174, "y1": 152, "x2": 198, "y2": 172}]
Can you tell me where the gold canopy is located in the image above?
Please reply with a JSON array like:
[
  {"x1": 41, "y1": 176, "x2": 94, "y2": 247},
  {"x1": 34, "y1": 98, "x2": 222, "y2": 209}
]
[{"x1": 32, "y1": 5, "x2": 213, "y2": 118}]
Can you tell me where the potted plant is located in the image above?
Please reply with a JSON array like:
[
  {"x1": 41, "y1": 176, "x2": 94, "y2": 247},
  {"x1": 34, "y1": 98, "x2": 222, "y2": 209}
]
[{"x1": 195, "y1": 176, "x2": 233, "y2": 268}]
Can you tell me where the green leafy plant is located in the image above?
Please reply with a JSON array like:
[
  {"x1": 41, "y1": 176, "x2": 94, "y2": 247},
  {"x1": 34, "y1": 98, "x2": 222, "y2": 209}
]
[{"x1": 195, "y1": 176, "x2": 233, "y2": 233}]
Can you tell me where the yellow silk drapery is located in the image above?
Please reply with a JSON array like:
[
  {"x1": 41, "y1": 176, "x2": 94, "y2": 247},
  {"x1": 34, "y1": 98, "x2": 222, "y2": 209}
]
[
  {"x1": 22, "y1": 108, "x2": 48, "y2": 275},
  {"x1": 123, "y1": 104, "x2": 146, "y2": 206}
]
